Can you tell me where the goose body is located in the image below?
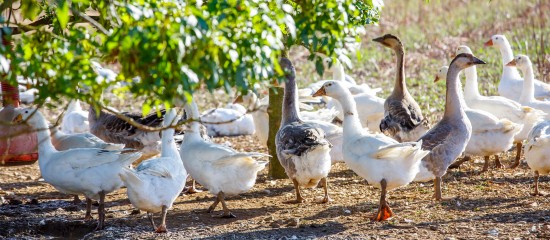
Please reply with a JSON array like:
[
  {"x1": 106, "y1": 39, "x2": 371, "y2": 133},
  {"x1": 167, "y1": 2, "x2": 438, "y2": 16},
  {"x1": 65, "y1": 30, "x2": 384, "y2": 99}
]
[
  {"x1": 485, "y1": 35, "x2": 550, "y2": 101},
  {"x1": 414, "y1": 54, "x2": 484, "y2": 201},
  {"x1": 119, "y1": 109, "x2": 186, "y2": 232},
  {"x1": 276, "y1": 58, "x2": 332, "y2": 204},
  {"x1": 62, "y1": 100, "x2": 90, "y2": 134},
  {"x1": 13, "y1": 108, "x2": 142, "y2": 230},
  {"x1": 51, "y1": 127, "x2": 125, "y2": 151},
  {"x1": 89, "y1": 107, "x2": 165, "y2": 159},
  {"x1": 524, "y1": 120, "x2": 550, "y2": 195},
  {"x1": 326, "y1": 92, "x2": 385, "y2": 132},
  {"x1": 373, "y1": 34, "x2": 429, "y2": 142},
  {"x1": 200, "y1": 103, "x2": 255, "y2": 137},
  {"x1": 180, "y1": 100, "x2": 269, "y2": 217},
  {"x1": 312, "y1": 80, "x2": 429, "y2": 221}
]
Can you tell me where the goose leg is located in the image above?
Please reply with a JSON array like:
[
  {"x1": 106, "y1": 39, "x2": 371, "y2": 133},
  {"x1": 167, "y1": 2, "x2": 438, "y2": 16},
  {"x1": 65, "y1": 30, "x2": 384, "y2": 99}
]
[
  {"x1": 185, "y1": 180, "x2": 203, "y2": 194},
  {"x1": 207, "y1": 193, "x2": 222, "y2": 213},
  {"x1": 84, "y1": 197, "x2": 93, "y2": 221},
  {"x1": 148, "y1": 212, "x2": 157, "y2": 231},
  {"x1": 531, "y1": 171, "x2": 546, "y2": 196},
  {"x1": 433, "y1": 176, "x2": 443, "y2": 201},
  {"x1": 95, "y1": 191, "x2": 106, "y2": 231},
  {"x1": 494, "y1": 155, "x2": 504, "y2": 168},
  {"x1": 318, "y1": 177, "x2": 331, "y2": 203},
  {"x1": 219, "y1": 192, "x2": 236, "y2": 218},
  {"x1": 155, "y1": 206, "x2": 168, "y2": 232},
  {"x1": 284, "y1": 178, "x2": 304, "y2": 204},
  {"x1": 372, "y1": 179, "x2": 393, "y2": 221},
  {"x1": 449, "y1": 156, "x2": 471, "y2": 169},
  {"x1": 510, "y1": 142, "x2": 522, "y2": 169},
  {"x1": 73, "y1": 195, "x2": 82, "y2": 204},
  {"x1": 481, "y1": 156, "x2": 491, "y2": 173}
]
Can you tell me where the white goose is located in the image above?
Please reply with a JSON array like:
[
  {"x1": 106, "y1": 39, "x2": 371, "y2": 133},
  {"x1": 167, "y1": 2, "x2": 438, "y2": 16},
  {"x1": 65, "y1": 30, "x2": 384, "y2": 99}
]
[
  {"x1": 313, "y1": 81, "x2": 428, "y2": 221},
  {"x1": 180, "y1": 100, "x2": 269, "y2": 218},
  {"x1": 524, "y1": 120, "x2": 550, "y2": 196},
  {"x1": 326, "y1": 93, "x2": 385, "y2": 132},
  {"x1": 507, "y1": 55, "x2": 550, "y2": 117},
  {"x1": 13, "y1": 108, "x2": 142, "y2": 230},
  {"x1": 276, "y1": 58, "x2": 332, "y2": 204},
  {"x1": 62, "y1": 100, "x2": 90, "y2": 134},
  {"x1": 119, "y1": 108, "x2": 187, "y2": 233},
  {"x1": 236, "y1": 91, "x2": 344, "y2": 163},
  {"x1": 455, "y1": 46, "x2": 546, "y2": 169},
  {"x1": 484, "y1": 34, "x2": 550, "y2": 101},
  {"x1": 200, "y1": 103, "x2": 255, "y2": 137},
  {"x1": 435, "y1": 66, "x2": 522, "y2": 172}
]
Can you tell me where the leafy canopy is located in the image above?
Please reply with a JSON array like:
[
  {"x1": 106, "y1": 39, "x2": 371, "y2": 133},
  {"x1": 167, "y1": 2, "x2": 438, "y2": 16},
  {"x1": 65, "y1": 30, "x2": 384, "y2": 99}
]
[{"x1": 0, "y1": 0, "x2": 380, "y2": 114}]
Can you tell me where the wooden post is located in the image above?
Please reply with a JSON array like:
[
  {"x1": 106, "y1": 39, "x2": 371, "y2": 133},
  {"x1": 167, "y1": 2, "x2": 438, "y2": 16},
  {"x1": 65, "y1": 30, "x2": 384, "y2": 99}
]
[{"x1": 267, "y1": 86, "x2": 287, "y2": 179}]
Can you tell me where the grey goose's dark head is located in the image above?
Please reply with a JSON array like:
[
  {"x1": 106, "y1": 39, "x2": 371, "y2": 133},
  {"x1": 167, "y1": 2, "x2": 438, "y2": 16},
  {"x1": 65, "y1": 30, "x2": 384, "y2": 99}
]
[
  {"x1": 372, "y1": 34, "x2": 403, "y2": 50},
  {"x1": 279, "y1": 57, "x2": 296, "y2": 81},
  {"x1": 449, "y1": 53, "x2": 486, "y2": 71}
]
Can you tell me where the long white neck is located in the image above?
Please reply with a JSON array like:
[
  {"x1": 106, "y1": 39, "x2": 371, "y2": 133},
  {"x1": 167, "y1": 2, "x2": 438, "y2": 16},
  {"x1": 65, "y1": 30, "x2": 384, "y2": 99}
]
[
  {"x1": 66, "y1": 100, "x2": 82, "y2": 113},
  {"x1": 499, "y1": 41, "x2": 522, "y2": 79},
  {"x1": 184, "y1": 101, "x2": 204, "y2": 142},
  {"x1": 32, "y1": 115, "x2": 58, "y2": 168},
  {"x1": 519, "y1": 63, "x2": 536, "y2": 103},
  {"x1": 332, "y1": 61, "x2": 346, "y2": 81},
  {"x1": 463, "y1": 65, "x2": 481, "y2": 99},
  {"x1": 331, "y1": 90, "x2": 364, "y2": 140},
  {"x1": 160, "y1": 127, "x2": 180, "y2": 160},
  {"x1": 444, "y1": 64, "x2": 468, "y2": 120}
]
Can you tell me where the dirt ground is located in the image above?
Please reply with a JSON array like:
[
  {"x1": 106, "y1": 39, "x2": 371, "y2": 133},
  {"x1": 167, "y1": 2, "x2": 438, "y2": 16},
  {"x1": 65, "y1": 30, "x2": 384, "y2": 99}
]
[{"x1": 0, "y1": 135, "x2": 548, "y2": 240}]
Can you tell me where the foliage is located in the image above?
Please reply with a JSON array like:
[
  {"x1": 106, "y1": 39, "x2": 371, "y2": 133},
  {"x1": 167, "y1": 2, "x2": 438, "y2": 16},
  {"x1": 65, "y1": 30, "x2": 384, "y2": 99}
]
[{"x1": 0, "y1": 0, "x2": 379, "y2": 114}]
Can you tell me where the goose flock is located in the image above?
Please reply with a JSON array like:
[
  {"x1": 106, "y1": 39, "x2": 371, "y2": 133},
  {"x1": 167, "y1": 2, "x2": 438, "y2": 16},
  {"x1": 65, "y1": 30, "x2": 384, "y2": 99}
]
[{"x1": 7, "y1": 34, "x2": 550, "y2": 232}]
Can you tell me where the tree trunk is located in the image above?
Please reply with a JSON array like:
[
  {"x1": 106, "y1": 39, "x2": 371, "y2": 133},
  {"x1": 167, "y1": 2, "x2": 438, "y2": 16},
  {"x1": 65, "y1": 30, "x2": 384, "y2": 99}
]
[{"x1": 267, "y1": 86, "x2": 287, "y2": 179}]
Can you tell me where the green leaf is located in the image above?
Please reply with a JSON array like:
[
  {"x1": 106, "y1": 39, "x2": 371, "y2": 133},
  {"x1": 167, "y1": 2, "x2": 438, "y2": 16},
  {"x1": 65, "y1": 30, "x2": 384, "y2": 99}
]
[
  {"x1": 21, "y1": 0, "x2": 42, "y2": 20},
  {"x1": 56, "y1": 0, "x2": 70, "y2": 29}
]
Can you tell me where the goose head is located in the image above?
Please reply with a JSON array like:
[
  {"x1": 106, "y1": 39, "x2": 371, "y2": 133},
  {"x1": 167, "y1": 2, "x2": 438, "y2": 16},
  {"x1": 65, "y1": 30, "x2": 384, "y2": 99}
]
[
  {"x1": 450, "y1": 53, "x2": 486, "y2": 70},
  {"x1": 312, "y1": 81, "x2": 348, "y2": 99},
  {"x1": 455, "y1": 45, "x2": 473, "y2": 55},
  {"x1": 484, "y1": 34, "x2": 507, "y2": 47},
  {"x1": 234, "y1": 90, "x2": 258, "y2": 111},
  {"x1": 279, "y1": 57, "x2": 296, "y2": 80},
  {"x1": 13, "y1": 108, "x2": 47, "y2": 128},
  {"x1": 505, "y1": 54, "x2": 532, "y2": 71},
  {"x1": 372, "y1": 34, "x2": 403, "y2": 50},
  {"x1": 434, "y1": 66, "x2": 449, "y2": 82}
]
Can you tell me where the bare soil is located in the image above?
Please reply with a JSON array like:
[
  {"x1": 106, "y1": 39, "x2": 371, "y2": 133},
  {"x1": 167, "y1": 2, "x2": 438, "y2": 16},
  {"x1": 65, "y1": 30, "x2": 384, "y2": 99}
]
[{"x1": 1, "y1": 135, "x2": 549, "y2": 239}]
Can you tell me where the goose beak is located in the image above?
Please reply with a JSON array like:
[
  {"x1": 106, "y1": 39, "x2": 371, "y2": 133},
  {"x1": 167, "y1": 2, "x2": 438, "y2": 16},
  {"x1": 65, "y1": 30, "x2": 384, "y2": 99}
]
[
  {"x1": 233, "y1": 95, "x2": 243, "y2": 104},
  {"x1": 312, "y1": 87, "x2": 326, "y2": 97},
  {"x1": 473, "y1": 57, "x2": 486, "y2": 65},
  {"x1": 506, "y1": 59, "x2": 517, "y2": 67},
  {"x1": 372, "y1": 36, "x2": 384, "y2": 43},
  {"x1": 484, "y1": 39, "x2": 493, "y2": 46},
  {"x1": 434, "y1": 75, "x2": 440, "y2": 82},
  {"x1": 14, "y1": 114, "x2": 23, "y2": 123}
]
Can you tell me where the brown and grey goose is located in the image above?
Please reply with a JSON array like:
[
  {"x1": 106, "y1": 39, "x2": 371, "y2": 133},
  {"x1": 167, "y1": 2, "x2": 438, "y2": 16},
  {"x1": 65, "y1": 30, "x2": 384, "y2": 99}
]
[
  {"x1": 414, "y1": 53, "x2": 485, "y2": 200},
  {"x1": 276, "y1": 58, "x2": 332, "y2": 204},
  {"x1": 373, "y1": 34, "x2": 429, "y2": 142}
]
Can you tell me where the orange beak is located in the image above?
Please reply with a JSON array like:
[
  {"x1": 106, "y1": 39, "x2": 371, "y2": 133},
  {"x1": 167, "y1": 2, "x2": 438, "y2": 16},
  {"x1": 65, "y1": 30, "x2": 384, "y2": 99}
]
[
  {"x1": 233, "y1": 95, "x2": 243, "y2": 104},
  {"x1": 14, "y1": 114, "x2": 23, "y2": 123},
  {"x1": 312, "y1": 87, "x2": 326, "y2": 97},
  {"x1": 506, "y1": 59, "x2": 517, "y2": 67},
  {"x1": 434, "y1": 75, "x2": 440, "y2": 82},
  {"x1": 484, "y1": 39, "x2": 493, "y2": 46}
]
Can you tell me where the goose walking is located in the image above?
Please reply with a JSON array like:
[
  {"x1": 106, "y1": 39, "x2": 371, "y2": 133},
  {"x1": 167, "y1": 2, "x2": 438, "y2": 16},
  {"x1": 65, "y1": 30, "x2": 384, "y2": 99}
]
[
  {"x1": 414, "y1": 53, "x2": 484, "y2": 201},
  {"x1": 13, "y1": 108, "x2": 142, "y2": 230},
  {"x1": 119, "y1": 109, "x2": 187, "y2": 233},
  {"x1": 373, "y1": 34, "x2": 429, "y2": 142},
  {"x1": 312, "y1": 81, "x2": 428, "y2": 221},
  {"x1": 276, "y1": 58, "x2": 332, "y2": 204},
  {"x1": 484, "y1": 35, "x2": 550, "y2": 101}
]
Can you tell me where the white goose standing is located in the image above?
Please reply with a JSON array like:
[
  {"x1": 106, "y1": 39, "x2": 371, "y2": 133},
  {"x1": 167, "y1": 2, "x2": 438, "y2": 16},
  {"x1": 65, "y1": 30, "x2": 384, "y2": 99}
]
[
  {"x1": 180, "y1": 99, "x2": 269, "y2": 218},
  {"x1": 312, "y1": 81, "x2": 429, "y2": 221},
  {"x1": 414, "y1": 53, "x2": 484, "y2": 200},
  {"x1": 484, "y1": 35, "x2": 550, "y2": 101},
  {"x1": 276, "y1": 58, "x2": 332, "y2": 204},
  {"x1": 13, "y1": 108, "x2": 141, "y2": 230},
  {"x1": 524, "y1": 120, "x2": 550, "y2": 196},
  {"x1": 119, "y1": 108, "x2": 186, "y2": 233}
]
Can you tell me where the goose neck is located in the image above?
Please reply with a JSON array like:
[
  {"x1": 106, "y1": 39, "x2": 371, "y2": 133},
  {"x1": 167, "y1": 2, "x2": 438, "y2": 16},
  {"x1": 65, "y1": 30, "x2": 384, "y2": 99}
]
[
  {"x1": 498, "y1": 41, "x2": 522, "y2": 79},
  {"x1": 519, "y1": 64, "x2": 536, "y2": 103},
  {"x1": 332, "y1": 91, "x2": 363, "y2": 139},
  {"x1": 281, "y1": 74, "x2": 301, "y2": 126},
  {"x1": 463, "y1": 65, "x2": 481, "y2": 99},
  {"x1": 332, "y1": 61, "x2": 346, "y2": 81},
  {"x1": 444, "y1": 64, "x2": 468, "y2": 120},
  {"x1": 392, "y1": 47, "x2": 406, "y2": 95},
  {"x1": 160, "y1": 127, "x2": 180, "y2": 159},
  {"x1": 31, "y1": 116, "x2": 57, "y2": 166}
]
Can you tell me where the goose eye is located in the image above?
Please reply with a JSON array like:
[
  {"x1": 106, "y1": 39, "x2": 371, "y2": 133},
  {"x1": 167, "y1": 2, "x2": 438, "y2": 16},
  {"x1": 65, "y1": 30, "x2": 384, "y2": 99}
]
[{"x1": 24, "y1": 110, "x2": 28, "y2": 114}]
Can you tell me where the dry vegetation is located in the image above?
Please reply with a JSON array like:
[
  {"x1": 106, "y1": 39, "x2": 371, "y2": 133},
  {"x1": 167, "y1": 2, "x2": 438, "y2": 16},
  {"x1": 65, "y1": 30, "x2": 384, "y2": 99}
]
[{"x1": 1, "y1": 0, "x2": 549, "y2": 239}]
